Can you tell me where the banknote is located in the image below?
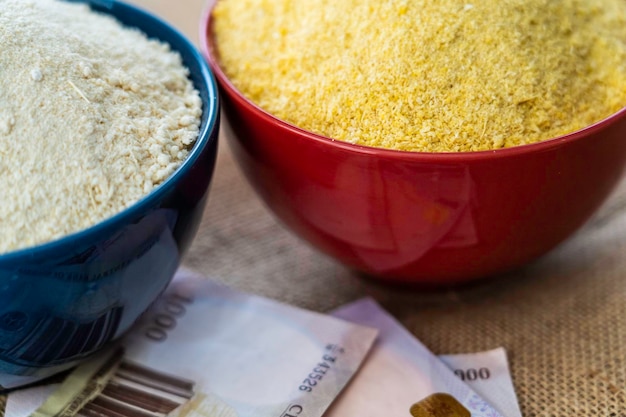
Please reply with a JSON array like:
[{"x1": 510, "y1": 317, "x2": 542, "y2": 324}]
[
  {"x1": 1, "y1": 269, "x2": 377, "y2": 417},
  {"x1": 0, "y1": 273, "x2": 522, "y2": 417},
  {"x1": 439, "y1": 348, "x2": 522, "y2": 417},
  {"x1": 329, "y1": 298, "x2": 513, "y2": 417},
  {"x1": 0, "y1": 347, "x2": 522, "y2": 417}
]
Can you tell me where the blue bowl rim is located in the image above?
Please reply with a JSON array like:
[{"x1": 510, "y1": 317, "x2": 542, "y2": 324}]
[{"x1": 0, "y1": 0, "x2": 220, "y2": 262}]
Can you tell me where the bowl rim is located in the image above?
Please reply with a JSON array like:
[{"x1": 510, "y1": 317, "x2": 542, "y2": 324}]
[
  {"x1": 0, "y1": 0, "x2": 220, "y2": 262},
  {"x1": 200, "y1": 0, "x2": 626, "y2": 162}
]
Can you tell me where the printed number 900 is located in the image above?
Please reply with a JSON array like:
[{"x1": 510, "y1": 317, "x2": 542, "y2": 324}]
[{"x1": 453, "y1": 367, "x2": 491, "y2": 381}]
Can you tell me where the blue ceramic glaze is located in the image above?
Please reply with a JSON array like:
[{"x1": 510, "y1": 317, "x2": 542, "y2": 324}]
[{"x1": 0, "y1": 0, "x2": 219, "y2": 385}]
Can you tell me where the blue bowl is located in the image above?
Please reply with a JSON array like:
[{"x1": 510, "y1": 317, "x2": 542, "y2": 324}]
[{"x1": 0, "y1": 0, "x2": 219, "y2": 387}]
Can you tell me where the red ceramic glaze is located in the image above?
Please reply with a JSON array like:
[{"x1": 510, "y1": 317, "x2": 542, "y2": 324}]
[{"x1": 200, "y1": 7, "x2": 626, "y2": 284}]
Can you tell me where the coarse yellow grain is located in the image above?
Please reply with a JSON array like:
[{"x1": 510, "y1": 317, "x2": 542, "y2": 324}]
[{"x1": 213, "y1": 0, "x2": 626, "y2": 152}]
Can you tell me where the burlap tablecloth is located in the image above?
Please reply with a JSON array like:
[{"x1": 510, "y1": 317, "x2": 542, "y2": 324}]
[{"x1": 131, "y1": 2, "x2": 625, "y2": 415}]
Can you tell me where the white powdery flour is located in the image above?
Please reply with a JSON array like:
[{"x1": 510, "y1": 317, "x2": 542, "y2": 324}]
[{"x1": 0, "y1": 0, "x2": 202, "y2": 253}]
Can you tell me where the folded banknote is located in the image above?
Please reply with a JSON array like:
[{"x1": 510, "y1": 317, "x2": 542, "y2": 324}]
[
  {"x1": 329, "y1": 299, "x2": 522, "y2": 417},
  {"x1": 0, "y1": 270, "x2": 521, "y2": 417},
  {"x1": 2, "y1": 269, "x2": 377, "y2": 417}
]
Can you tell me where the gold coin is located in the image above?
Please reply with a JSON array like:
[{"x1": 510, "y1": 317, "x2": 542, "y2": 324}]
[{"x1": 410, "y1": 393, "x2": 470, "y2": 417}]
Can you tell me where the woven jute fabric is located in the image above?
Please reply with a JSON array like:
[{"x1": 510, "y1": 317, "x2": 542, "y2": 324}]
[
  {"x1": 184, "y1": 137, "x2": 626, "y2": 417},
  {"x1": 132, "y1": 3, "x2": 625, "y2": 415}
]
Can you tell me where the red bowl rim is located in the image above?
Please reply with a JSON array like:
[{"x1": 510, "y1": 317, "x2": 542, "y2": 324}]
[{"x1": 200, "y1": 2, "x2": 626, "y2": 162}]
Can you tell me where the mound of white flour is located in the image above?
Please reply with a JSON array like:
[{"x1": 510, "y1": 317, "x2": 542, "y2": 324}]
[{"x1": 0, "y1": 0, "x2": 202, "y2": 253}]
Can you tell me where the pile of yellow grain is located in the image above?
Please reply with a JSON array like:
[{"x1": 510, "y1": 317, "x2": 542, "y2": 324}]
[{"x1": 213, "y1": 0, "x2": 626, "y2": 152}]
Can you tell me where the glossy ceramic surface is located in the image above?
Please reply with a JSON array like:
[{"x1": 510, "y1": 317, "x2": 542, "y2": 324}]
[
  {"x1": 201, "y1": 7, "x2": 626, "y2": 285},
  {"x1": 0, "y1": 0, "x2": 219, "y2": 385}
]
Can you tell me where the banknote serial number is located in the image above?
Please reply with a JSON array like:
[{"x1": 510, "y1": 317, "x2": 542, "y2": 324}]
[{"x1": 298, "y1": 344, "x2": 344, "y2": 393}]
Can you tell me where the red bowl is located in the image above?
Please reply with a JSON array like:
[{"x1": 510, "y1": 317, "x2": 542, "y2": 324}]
[{"x1": 200, "y1": 6, "x2": 626, "y2": 284}]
